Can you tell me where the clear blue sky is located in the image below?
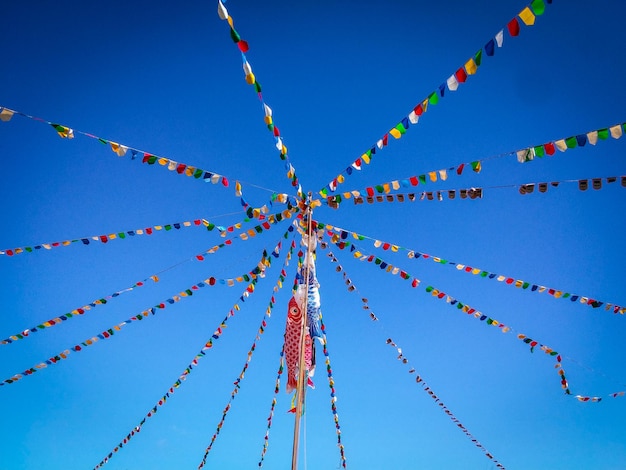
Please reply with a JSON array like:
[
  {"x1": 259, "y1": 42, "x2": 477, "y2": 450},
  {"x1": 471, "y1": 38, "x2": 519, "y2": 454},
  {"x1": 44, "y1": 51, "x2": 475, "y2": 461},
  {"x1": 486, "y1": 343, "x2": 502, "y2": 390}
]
[{"x1": 1, "y1": 1, "x2": 625, "y2": 469}]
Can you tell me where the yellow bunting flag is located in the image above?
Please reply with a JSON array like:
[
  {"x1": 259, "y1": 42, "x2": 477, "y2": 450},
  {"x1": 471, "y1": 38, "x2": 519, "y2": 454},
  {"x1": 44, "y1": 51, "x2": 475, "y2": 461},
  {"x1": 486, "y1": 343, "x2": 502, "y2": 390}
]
[
  {"x1": 0, "y1": 108, "x2": 14, "y2": 121},
  {"x1": 110, "y1": 142, "x2": 127, "y2": 157},
  {"x1": 464, "y1": 58, "x2": 478, "y2": 75},
  {"x1": 519, "y1": 7, "x2": 536, "y2": 26}
]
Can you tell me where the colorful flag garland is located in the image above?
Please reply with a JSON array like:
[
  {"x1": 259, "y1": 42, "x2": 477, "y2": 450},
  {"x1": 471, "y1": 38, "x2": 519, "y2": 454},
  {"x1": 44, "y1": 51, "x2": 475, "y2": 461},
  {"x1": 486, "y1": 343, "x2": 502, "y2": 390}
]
[
  {"x1": 319, "y1": 316, "x2": 348, "y2": 468},
  {"x1": 323, "y1": 223, "x2": 626, "y2": 315},
  {"x1": 0, "y1": 218, "x2": 212, "y2": 257},
  {"x1": 1, "y1": 274, "x2": 158, "y2": 346},
  {"x1": 518, "y1": 175, "x2": 626, "y2": 194},
  {"x1": 257, "y1": 350, "x2": 284, "y2": 468},
  {"x1": 516, "y1": 123, "x2": 626, "y2": 163},
  {"x1": 322, "y1": 248, "x2": 503, "y2": 468},
  {"x1": 216, "y1": 1, "x2": 305, "y2": 200},
  {"x1": 319, "y1": 0, "x2": 551, "y2": 197},
  {"x1": 0, "y1": 251, "x2": 277, "y2": 388},
  {"x1": 0, "y1": 106, "x2": 236, "y2": 188},
  {"x1": 197, "y1": 240, "x2": 295, "y2": 468},
  {"x1": 0, "y1": 106, "x2": 301, "y2": 219},
  {"x1": 93, "y1": 234, "x2": 291, "y2": 469},
  {"x1": 327, "y1": 187, "x2": 483, "y2": 207},
  {"x1": 384, "y1": 338, "x2": 506, "y2": 469},
  {"x1": 327, "y1": 237, "x2": 626, "y2": 401}
]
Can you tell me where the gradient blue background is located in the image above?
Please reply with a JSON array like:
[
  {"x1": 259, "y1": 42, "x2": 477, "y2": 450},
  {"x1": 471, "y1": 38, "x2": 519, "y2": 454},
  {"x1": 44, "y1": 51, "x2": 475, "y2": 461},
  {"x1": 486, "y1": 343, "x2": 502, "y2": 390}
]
[{"x1": 1, "y1": 1, "x2": 625, "y2": 469}]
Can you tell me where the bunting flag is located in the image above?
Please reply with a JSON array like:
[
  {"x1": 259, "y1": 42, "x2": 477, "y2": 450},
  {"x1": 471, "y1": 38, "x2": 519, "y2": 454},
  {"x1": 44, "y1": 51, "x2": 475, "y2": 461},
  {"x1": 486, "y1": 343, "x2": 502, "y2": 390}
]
[
  {"x1": 215, "y1": 2, "x2": 305, "y2": 200},
  {"x1": 0, "y1": 250, "x2": 278, "y2": 388},
  {"x1": 319, "y1": 316, "x2": 348, "y2": 468},
  {"x1": 321, "y1": 247, "x2": 502, "y2": 467},
  {"x1": 0, "y1": 218, "x2": 214, "y2": 257},
  {"x1": 327, "y1": 237, "x2": 626, "y2": 401},
  {"x1": 198, "y1": 239, "x2": 296, "y2": 468},
  {"x1": 384, "y1": 338, "x2": 506, "y2": 469},
  {"x1": 322, "y1": 223, "x2": 626, "y2": 315},
  {"x1": 92, "y1": 233, "x2": 291, "y2": 469},
  {"x1": 327, "y1": 120, "x2": 626, "y2": 205},
  {"x1": 516, "y1": 123, "x2": 626, "y2": 163},
  {"x1": 0, "y1": 107, "x2": 238, "y2": 191},
  {"x1": 319, "y1": 0, "x2": 551, "y2": 197},
  {"x1": 258, "y1": 350, "x2": 285, "y2": 468}
]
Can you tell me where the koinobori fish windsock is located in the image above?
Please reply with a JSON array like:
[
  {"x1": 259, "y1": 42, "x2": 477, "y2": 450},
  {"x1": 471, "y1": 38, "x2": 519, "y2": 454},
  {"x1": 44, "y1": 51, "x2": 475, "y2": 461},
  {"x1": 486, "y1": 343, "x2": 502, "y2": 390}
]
[{"x1": 283, "y1": 296, "x2": 314, "y2": 394}]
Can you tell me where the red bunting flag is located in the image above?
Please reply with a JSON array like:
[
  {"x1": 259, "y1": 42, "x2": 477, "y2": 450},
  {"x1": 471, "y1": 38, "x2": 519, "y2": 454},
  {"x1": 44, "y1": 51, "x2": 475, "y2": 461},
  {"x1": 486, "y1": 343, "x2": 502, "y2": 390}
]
[{"x1": 507, "y1": 17, "x2": 520, "y2": 36}]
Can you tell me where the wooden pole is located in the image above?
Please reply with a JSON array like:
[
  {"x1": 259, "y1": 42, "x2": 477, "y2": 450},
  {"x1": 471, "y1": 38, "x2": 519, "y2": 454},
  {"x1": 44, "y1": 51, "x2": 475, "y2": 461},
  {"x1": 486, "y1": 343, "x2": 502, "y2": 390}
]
[{"x1": 291, "y1": 193, "x2": 314, "y2": 470}]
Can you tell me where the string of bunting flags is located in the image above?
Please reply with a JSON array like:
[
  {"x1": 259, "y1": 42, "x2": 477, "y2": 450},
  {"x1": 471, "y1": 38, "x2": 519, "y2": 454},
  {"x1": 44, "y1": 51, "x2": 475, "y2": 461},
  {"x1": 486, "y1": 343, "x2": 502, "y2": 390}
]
[
  {"x1": 0, "y1": 218, "x2": 214, "y2": 257},
  {"x1": 0, "y1": 106, "x2": 303, "y2": 218},
  {"x1": 322, "y1": 223, "x2": 626, "y2": 314},
  {"x1": 0, "y1": 106, "x2": 299, "y2": 221},
  {"x1": 0, "y1": 247, "x2": 280, "y2": 388},
  {"x1": 319, "y1": 0, "x2": 551, "y2": 197},
  {"x1": 326, "y1": 174, "x2": 626, "y2": 207},
  {"x1": 384, "y1": 338, "x2": 506, "y2": 469},
  {"x1": 216, "y1": 1, "x2": 305, "y2": 200},
  {"x1": 321, "y1": 247, "x2": 503, "y2": 468},
  {"x1": 326, "y1": 236, "x2": 626, "y2": 402},
  {"x1": 92, "y1": 232, "x2": 292, "y2": 469},
  {"x1": 323, "y1": 251, "x2": 379, "y2": 321},
  {"x1": 1, "y1": 274, "x2": 158, "y2": 346},
  {"x1": 198, "y1": 239, "x2": 296, "y2": 468},
  {"x1": 319, "y1": 316, "x2": 348, "y2": 468},
  {"x1": 323, "y1": 120, "x2": 626, "y2": 206},
  {"x1": 0, "y1": 106, "x2": 237, "y2": 189},
  {"x1": 518, "y1": 175, "x2": 626, "y2": 194},
  {"x1": 327, "y1": 187, "x2": 482, "y2": 207},
  {"x1": 258, "y1": 350, "x2": 284, "y2": 468},
  {"x1": 516, "y1": 123, "x2": 625, "y2": 163},
  {"x1": 0, "y1": 205, "x2": 298, "y2": 256}
]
